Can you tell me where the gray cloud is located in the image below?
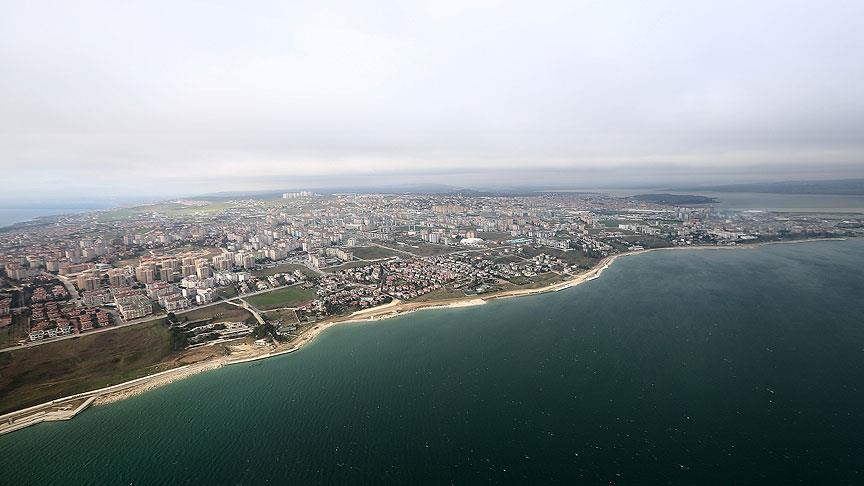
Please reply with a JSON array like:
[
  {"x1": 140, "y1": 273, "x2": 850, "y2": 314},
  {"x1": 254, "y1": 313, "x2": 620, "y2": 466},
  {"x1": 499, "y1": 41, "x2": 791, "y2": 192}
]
[{"x1": 1, "y1": 0, "x2": 863, "y2": 199}]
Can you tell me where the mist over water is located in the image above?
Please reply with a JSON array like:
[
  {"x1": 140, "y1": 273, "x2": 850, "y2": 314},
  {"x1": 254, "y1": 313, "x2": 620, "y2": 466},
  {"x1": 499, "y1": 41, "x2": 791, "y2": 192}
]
[{"x1": 2, "y1": 240, "x2": 863, "y2": 484}]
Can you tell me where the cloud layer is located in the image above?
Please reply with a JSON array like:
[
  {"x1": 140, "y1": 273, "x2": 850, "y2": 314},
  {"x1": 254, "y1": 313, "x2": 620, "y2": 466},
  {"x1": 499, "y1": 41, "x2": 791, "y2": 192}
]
[{"x1": 1, "y1": 0, "x2": 863, "y2": 197}]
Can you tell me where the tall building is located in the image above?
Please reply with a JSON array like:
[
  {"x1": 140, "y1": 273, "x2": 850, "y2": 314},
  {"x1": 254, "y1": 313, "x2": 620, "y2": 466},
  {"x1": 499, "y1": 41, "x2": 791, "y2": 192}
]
[
  {"x1": 134, "y1": 265, "x2": 156, "y2": 284},
  {"x1": 196, "y1": 266, "x2": 213, "y2": 279},
  {"x1": 77, "y1": 271, "x2": 101, "y2": 292},
  {"x1": 109, "y1": 269, "x2": 129, "y2": 287},
  {"x1": 212, "y1": 255, "x2": 232, "y2": 271},
  {"x1": 242, "y1": 255, "x2": 255, "y2": 269}
]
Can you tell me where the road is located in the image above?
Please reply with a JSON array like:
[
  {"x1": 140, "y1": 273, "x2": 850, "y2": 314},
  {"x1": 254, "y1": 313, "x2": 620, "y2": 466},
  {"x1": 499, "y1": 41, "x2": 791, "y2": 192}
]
[
  {"x1": 54, "y1": 274, "x2": 81, "y2": 302},
  {"x1": 289, "y1": 258, "x2": 325, "y2": 276},
  {"x1": 226, "y1": 298, "x2": 266, "y2": 326}
]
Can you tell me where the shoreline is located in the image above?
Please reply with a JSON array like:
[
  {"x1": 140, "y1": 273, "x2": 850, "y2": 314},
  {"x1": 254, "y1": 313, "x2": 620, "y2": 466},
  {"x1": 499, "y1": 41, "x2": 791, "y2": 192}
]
[{"x1": 0, "y1": 237, "x2": 847, "y2": 436}]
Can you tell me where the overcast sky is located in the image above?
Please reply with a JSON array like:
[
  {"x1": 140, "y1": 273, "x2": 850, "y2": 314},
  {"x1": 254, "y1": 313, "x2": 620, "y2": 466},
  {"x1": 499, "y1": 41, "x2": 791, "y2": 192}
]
[{"x1": 1, "y1": 0, "x2": 863, "y2": 200}]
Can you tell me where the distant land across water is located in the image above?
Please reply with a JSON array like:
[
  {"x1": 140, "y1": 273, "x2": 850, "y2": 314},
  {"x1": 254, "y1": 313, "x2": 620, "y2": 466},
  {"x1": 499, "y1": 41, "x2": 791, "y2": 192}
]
[
  {"x1": 590, "y1": 189, "x2": 864, "y2": 213},
  {"x1": 673, "y1": 178, "x2": 864, "y2": 196},
  {"x1": 627, "y1": 193, "x2": 717, "y2": 205}
]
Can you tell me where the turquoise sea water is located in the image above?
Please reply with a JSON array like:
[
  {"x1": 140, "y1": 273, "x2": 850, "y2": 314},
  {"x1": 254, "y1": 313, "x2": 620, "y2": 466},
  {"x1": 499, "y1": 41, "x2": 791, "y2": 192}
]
[{"x1": 2, "y1": 240, "x2": 864, "y2": 484}]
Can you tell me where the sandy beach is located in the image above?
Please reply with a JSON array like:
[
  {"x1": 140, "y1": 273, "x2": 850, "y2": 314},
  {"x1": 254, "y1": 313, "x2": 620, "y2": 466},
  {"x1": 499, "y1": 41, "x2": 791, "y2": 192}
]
[{"x1": 0, "y1": 238, "x2": 845, "y2": 436}]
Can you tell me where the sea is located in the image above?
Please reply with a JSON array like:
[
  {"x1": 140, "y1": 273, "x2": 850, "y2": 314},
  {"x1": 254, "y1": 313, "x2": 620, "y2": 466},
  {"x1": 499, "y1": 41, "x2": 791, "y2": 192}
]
[
  {"x1": 1, "y1": 240, "x2": 863, "y2": 484},
  {"x1": 0, "y1": 208, "x2": 95, "y2": 228},
  {"x1": 0, "y1": 209, "x2": 64, "y2": 228}
]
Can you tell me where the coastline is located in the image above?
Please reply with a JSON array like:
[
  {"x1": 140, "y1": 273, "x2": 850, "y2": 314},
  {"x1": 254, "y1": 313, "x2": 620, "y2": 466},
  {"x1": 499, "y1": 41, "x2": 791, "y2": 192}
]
[{"x1": 0, "y1": 237, "x2": 846, "y2": 436}]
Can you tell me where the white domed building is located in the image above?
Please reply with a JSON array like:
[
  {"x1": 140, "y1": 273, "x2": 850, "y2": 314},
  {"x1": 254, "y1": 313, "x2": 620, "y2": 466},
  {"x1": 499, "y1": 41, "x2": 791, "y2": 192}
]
[{"x1": 459, "y1": 237, "x2": 485, "y2": 247}]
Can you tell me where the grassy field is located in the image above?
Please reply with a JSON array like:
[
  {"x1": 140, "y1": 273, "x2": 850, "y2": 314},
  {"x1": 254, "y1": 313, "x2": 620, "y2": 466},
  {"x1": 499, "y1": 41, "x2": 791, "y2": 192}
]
[
  {"x1": 324, "y1": 261, "x2": 373, "y2": 272},
  {"x1": 352, "y1": 246, "x2": 403, "y2": 260},
  {"x1": 215, "y1": 286, "x2": 238, "y2": 300},
  {"x1": 520, "y1": 272, "x2": 569, "y2": 288},
  {"x1": 0, "y1": 319, "x2": 179, "y2": 414},
  {"x1": 96, "y1": 202, "x2": 239, "y2": 222},
  {"x1": 601, "y1": 219, "x2": 633, "y2": 228},
  {"x1": 381, "y1": 240, "x2": 455, "y2": 257},
  {"x1": 252, "y1": 263, "x2": 318, "y2": 278},
  {"x1": 245, "y1": 286, "x2": 317, "y2": 310},
  {"x1": 111, "y1": 254, "x2": 143, "y2": 267},
  {"x1": 618, "y1": 235, "x2": 673, "y2": 249},
  {"x1": 494, "y1": 254, "x2": 524, "y2": 264},
  {"x1": 476, "y1": 231, "x2": 512, "y2": 242},
  {"x1": 0, "y1": 315, "x2": 30, "y2": 348},
  {"x1": 520, "y1": 246, "x2": 599, "y2": 266},
  {"x1": 261, "y1": 309, "x2": 299, "y2": 326},
  {"x1": 176, "y1": 303, "x2": 253, "y2": 324},
  {"x1": 410, "y1": 287, "x2": 467, "y2": 302}
]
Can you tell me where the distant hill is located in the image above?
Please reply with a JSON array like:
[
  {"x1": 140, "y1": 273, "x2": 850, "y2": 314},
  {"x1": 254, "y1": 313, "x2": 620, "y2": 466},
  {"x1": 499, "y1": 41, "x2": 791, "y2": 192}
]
[
  {"x1": 673, "y1": 179, "x2": 864, "y2": 196},
  {"x1": 627, "y1": 194, "x2": 717, "y2": 205}
]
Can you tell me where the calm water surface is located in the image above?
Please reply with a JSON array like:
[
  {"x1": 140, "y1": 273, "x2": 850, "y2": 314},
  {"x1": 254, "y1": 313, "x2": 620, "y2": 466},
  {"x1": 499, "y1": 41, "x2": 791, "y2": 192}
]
[
  {"x1": 0, "y1": 208, "x2": 93, "y2": 228},
  {"x1": 0, "y1": 209, "x2": 63, "y2": 228},
  {"x1": 1, "y1": 240, "x2": 863, "y2": 484}
]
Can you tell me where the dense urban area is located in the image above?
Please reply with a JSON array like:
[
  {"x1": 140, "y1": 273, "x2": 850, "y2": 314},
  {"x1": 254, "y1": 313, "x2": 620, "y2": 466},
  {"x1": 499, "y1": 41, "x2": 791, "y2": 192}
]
[
  {"x1": 3, "y1": 191, "x2": 863, "y2": 347},
  {"x1": 0, "y1": 190, "x2": 862, "y2": 415}
]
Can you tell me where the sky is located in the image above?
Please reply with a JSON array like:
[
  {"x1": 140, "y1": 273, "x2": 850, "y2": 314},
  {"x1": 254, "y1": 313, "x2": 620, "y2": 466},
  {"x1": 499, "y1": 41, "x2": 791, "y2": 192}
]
[{"x1": 1, "y1": 0, "x2": 863, "y2": 202}]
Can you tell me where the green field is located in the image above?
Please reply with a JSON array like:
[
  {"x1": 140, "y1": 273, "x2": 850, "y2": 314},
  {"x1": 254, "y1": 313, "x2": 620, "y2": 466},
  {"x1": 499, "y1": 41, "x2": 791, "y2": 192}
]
[
  {"x1": 252, "y1": 263, "x2": 318, "y2": 278},
  {"x1": 96, "y1": 202, "x2": 239, "y2": 222},
  {"x1": 380, "y1": 240, "x2": 454, "y2": 257},
  {"x1": 352, "y1": 246, "x2": 403, "y2": 260},
  {"x1": 476, "y1": 231, "x2": 512, "y2": 242},
  {"x1": 261, "y1": 309, "x2": 299, "y2": 326},
  {"x1": 494, "y1": 254, "x2": 524, "y2": 264},
  {"x1": 520, "y1": 272, "x2": 569, "y2": 288},
  {"x1": 0, "y1": 319, "x2": 178, "y2": 414},
  {"x1": 410, "y1": 287, "x2": 466, "y2": 302},
  {"x1": 245, "y1": 286, "x2": 317, "y2": 310},
  {"x1": 619, "y1": 235, "x2": 672, "y2": 248},
  {"x1": 215, "y1": 286, "x2": 238, "y2": 300},
  {"x1": 601, "y1": 219, "x2": 632, "y2": 228},
  {"x1": 324, "y1": 261, "x2": 373, "y2": 272},
  {"x1": 520, "y1": 246, "x2": 599, "y2": 266},
  {"x1": 176, "y1": 303, "x2": 254, "y2": 324},
  {"x1": 0, "y1": 315, "x2": 30, "y2": 348}
]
